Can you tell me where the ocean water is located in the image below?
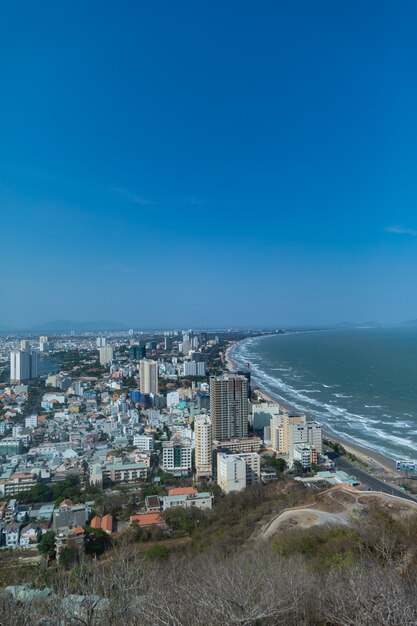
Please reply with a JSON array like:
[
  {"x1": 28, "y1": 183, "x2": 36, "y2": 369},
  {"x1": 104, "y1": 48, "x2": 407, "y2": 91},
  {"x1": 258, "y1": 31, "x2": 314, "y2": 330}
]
[{"x1": 231, "y1": 329, "x2": 417, "y2": 461}]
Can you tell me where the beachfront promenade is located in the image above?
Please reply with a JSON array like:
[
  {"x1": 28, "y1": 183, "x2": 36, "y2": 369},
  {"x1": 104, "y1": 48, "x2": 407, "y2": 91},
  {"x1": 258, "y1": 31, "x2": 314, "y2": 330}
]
[{"x1": 331, "y1": 453, "x2": 417, "y2": 503}]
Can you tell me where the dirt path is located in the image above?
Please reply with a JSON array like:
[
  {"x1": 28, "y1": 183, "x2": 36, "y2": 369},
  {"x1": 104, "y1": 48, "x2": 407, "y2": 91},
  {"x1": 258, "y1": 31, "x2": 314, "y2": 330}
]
[{"x1": 256, "y1": 487, "x2": 417, "y2": 542}]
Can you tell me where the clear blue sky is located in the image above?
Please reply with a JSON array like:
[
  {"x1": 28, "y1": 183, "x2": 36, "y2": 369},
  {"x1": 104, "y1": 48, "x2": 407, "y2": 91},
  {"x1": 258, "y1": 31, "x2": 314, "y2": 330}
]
[{"x1": 2, "y1": 1, "x2": 417, "y2": 328}]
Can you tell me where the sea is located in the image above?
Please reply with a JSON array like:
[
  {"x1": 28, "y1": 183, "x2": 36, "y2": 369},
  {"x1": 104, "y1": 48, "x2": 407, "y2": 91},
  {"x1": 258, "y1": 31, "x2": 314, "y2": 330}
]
[{"x1": 231, "y1": 328, "x2": 417, "y2": 462}]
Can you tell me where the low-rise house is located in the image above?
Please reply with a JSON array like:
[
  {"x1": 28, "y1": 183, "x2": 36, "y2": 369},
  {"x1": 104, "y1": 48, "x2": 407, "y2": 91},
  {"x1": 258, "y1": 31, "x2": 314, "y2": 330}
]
[
  {"x1": 55, "y1": 526, "x2": 85, "y2": 560},
  {"x1": 145, "y1": 495, "x2": 161, "y2": 512},
  {"x1": 53, "y1": 501, "x2": 92, "y2": 530},
  {"x1": 4, "y1": 521, "x2": 20, "y2": 548},
  {"x1": 89, "y1": 514, "x2": 114, "y2": 534},
  {"x1": 4, "y1": 499, "x2": 18, "y2": 522},
  {"x1": 29, "y1": 503, "x2": 55, "y2": 524},
  {"x1": 90, "y1": 516, "x2": 101, "y2": 529},
  {"x1": 101, "y1": 514, "x2": 113, "y2": 534},
  {"x1": 129, "y1": 513, "x2": 165, "y2": 529},
  {"x1": 260, "y1": 466, "x2": 278, "y2": 483},
  {"x1": 19, "y1": 524, "x2": 41, "y2": 547},
  {"x1": 162, "y1": 491, "x2": 213, "y2": 511}
]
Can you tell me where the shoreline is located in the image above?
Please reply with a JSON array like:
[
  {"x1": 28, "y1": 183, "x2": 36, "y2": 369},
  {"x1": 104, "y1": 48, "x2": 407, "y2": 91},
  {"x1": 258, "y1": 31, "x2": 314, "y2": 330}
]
[{"x1": 225, "y1": 339, "x2": 398, "y2": 476}]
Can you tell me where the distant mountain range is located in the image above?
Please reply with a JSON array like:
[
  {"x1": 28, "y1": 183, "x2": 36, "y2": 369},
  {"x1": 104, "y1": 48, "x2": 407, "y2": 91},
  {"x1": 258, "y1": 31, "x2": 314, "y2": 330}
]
[
  {"x1": 331, "y1": 321, "x2": 385, "y2": 329},
  {"x1": 398, "y1": 318, "x2": 417, "y2": 328},
  {"x1": 2, "y1": 318, "x2": 417, "y2": 334},
  {"x1": 0, "y1": 320, "x2": 127, "y2": 332}
]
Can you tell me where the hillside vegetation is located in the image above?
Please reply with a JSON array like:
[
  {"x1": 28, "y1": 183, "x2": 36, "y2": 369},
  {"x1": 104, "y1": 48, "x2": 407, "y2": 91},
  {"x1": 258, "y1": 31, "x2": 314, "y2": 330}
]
[{"x1": 3, "y1": 481, "x2": 417, "y2": 625}]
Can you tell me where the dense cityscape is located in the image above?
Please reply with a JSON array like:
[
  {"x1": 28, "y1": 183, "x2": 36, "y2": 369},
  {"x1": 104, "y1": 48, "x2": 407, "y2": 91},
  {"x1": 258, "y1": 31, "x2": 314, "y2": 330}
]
[
  {"x1": 3, "y1": 0, "x2": 417, "y2": 622},
  {"x1": 0, "y1": 327, "x2": 332, "y2": 552},
  {"x1": 0, "y1": 328, "x2": 416, "y2": 623}
]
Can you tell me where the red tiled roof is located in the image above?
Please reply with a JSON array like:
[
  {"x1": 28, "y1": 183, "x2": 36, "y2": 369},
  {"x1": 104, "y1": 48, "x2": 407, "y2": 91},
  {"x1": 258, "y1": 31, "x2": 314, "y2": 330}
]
[
  {"x1": 167, "y1": 487, "x2": 197, "y2": 496},
  {"x1": 90, "y1": 516, "x2": 101, "y2": 529},
  {"x1": 130, "y1": 513, "x2": 163, "y2": 527},
  {"x1": 101, "y1": 514, "x2": 113, "y2": 533},
  {"x1": 72, "y1": 527, "x2": 84, "y2": 535},
  {"x1": 59, "y1": 499, "x2": 73, "y2": 508}
]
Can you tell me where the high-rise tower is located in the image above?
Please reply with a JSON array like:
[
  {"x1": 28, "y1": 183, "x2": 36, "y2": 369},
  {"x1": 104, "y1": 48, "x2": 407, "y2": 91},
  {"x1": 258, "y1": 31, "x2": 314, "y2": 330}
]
[
  {"x1": 209, "y1": 374, "x2": 248, "y2": 441},
  {"x1": 139, "y1": 359, "x2": 159, "y2": 395},
  {"x1": 194, "y1": 414, "x2": 213, "y2": 479}
]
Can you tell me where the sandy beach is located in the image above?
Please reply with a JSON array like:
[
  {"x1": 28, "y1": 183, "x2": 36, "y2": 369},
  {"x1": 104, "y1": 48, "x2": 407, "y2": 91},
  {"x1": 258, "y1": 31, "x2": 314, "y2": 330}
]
[
  {"x1": 224, "y1": 342, "x2": 237, "y2": 372},
  {"x1": 225, "y1": 339, "x2": 398, "y2": 476}
]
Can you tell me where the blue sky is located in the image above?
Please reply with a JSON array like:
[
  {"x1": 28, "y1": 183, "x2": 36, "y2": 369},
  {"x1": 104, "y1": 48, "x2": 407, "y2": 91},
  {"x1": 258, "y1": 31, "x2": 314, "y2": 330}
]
[{"x1": 1, "y1": 1, "x2": 417, "y2": 328}]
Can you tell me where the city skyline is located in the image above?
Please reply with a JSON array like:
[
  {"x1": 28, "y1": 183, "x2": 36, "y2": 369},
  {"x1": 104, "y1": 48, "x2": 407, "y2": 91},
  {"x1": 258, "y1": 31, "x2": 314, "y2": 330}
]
[{"x1": 2, "y1": 2, "x2": 417, "y2": 328}]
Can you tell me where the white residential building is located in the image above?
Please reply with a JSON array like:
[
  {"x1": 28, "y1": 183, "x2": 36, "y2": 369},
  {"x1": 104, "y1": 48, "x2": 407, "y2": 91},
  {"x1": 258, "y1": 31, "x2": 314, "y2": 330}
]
[
  {"x1": 183, "y1": 361, "x2": 206, "y2": 377},
  {"x1": 139, "y1": 359, "x2": 159, "y2": 395},
  {"x1": 217, "y1": 453, "x2": 247, "y2": 493},
  {"x1": 216, "y1": 451, "x2": 261, "y2": 494},
  {"x1": 162, "y1": 491, "x2": 213, "y2": 511},
  {"x1": 270, "y1": 413, "x2": 307, "y2": 454},
  {"x1": 167, "y1": 391, "x2": 180, "y2": 409},
  {"x1": 25, "y1": 415, "x2": 38, "y2": 429},
  {"x1": 194, "y1": 414, "x2": 212, "y2": 479},
  {"x1": 4, "y1": 522, "x2": 20, "y2": 548},
  {"x1": 293, "y1": 444, "x2": 318, "y2": 469},
  {"x1": 10, "y1": 349, "x2": 38, "y2": 383},
  {"x1": 133, "y1": 434, "x2": 154, "y2": 450},
  {"x1": 252, "y1": 402, "x2": 280, "y2": 430},
  {"x1": 162, "y1": 438, "x2": 192, "y2": 476},
  {"x1": 238, "y1": 452, "x2": 261, "y2": 485},
  {"x1": 288, "y1": 422, "x2": 322, "y2": 464},
  {"x1": 99, "y1": 346, "x2": 113, "y2": 365}
]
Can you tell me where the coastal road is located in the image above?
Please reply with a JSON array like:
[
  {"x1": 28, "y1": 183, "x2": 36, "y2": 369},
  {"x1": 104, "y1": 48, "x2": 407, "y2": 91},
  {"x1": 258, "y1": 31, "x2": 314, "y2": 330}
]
[{"x1": 332, "y1": 455, "x2": 417, "y2": 503}]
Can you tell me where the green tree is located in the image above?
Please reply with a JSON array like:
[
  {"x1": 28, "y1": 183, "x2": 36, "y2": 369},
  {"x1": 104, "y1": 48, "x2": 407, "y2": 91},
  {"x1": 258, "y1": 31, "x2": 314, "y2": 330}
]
[
  {"x1": 145, "y1": 544, "x2": 169, "y2": 559},
  {"x1": 52, "y1": 475, "x2": 80, "y2": 500},
  {"x1": 84, "y1": 526, "x2": 111, "y2": 556},
  {"x1": 269, "y1": 457, "x2": 287, "y2": 475},
  {"x1": 38, "y1": 531, "x2": 56, "y2": 559},
  {"x1": 20, "y1": 483, "x2": 54, "y2": 504},
  {"x1": 163, "y1": 507, "x2": 207, "y2": 535},
  {"x1": 59, "y1": 546, "x2": 79, "y2": 569},
  {"x1": 292, "y1": 460, "x2": 304, "y2": 476}
]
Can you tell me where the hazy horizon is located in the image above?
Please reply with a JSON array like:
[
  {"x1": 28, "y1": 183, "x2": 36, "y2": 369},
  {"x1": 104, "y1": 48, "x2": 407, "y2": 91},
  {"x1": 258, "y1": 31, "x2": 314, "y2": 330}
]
[{"x1": 2, "y1": 2, "x2": 417, "y2": 328}]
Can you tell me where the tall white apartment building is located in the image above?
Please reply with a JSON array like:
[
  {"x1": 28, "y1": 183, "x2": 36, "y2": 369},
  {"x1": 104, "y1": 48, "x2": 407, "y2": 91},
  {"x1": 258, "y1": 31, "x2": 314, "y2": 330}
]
[
  {"x1": 183, "y1": 361, "x2": 206, "y2": 377},
  {"x1": 96, "y1": 337, "x2": 106, "y2": 348},
  {"x1": 238, "y1": 452, "x2": 261, "y2": 485},
  {"x1": 216, "y1": 451, "x2": 261, "y2": 493},
  {"x1": 252, "y1": 402, "x2": 280, "y2": 430},
  {"x1": 10, "y1": 349, "x2": 38, "y2": 383},
  {"x1": 270, "y1": 413, "x2": 306, "y2": 453},
  {"x1": 39, "y1": 336, "x2": 54, "y2": 352},
  {"x1": 288, "y1": 421, "x2": 322, "y2": 464},
  {"x1": 216, "y1": 453, "x2": 246, "y2": 493},
  {"x1": 139, "y1": 359, "x2": 159, "y2": 395},
  {"x1": 194, "y1": 414, "x2": 212, "y2": 479},
  {"x1": 99, "y1": 346, "x2": 113, "y2": 365},
  {"x1": 162, "y1": 438, "x2": 192, "y2": 476},
  {"x1": 181, "y1": 340, "x2": 191, "y2": 355}
]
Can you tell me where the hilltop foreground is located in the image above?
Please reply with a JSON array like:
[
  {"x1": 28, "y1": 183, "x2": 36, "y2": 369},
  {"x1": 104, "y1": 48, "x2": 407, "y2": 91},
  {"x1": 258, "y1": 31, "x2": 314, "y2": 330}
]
[{"x1": 2, "y1": 481, "x2": 417, "y2": 625}]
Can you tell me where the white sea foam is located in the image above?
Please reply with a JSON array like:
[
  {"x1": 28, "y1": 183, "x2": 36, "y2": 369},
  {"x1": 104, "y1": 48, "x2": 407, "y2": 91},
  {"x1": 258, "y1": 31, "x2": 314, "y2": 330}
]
[{"x1": 232, "y1": 335, "x2": 417, "y2": 459}]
